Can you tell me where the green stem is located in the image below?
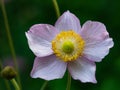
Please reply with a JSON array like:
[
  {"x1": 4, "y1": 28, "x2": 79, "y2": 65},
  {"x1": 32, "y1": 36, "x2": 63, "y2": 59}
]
[
  {"x1": 10, "y1": 79, "x2": 20, "y2": 90},
  {"x1": 0, "y1": 60, "x2": 2, "y2": 71},
  {"x1": 66, "y1": 72, "x2": 71, "y2": 90},
  {"x1": 0, "y1": 0, "x2": 22, "y2": 89},
  {"x1": 52, "y1": 0, "x2": 60, "y2": 18},
  {"x1": 4, "y1": 80, "x2": 11, "y2": 90},
  {"x1": 40, "y1": 81, "x2": 48, "y2": 90}
]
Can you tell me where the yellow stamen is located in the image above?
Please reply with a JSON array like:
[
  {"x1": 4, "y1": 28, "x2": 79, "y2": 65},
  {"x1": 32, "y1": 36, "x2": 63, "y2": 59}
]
[{"x1": 52, "y1": 30, "x2": 85, "y2": 62}]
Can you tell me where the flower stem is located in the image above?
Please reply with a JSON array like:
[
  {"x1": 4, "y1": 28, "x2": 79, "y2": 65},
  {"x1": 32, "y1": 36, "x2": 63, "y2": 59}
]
[
  {"x1": 0, "y1": 60, "x2": 2, "y2": 71},
  {"x1": 10, "y1": 79, "x2": 20, "y2": 90},
  {"x1": 40, "y1": 81, "x2": 48, "y2": 90},
  {"x1": 0, "y1": 0, "x2": 22, "y2": 89},
  {"x1": 66, "y1": 72, "x2": 71, "y2": 90},
  {"x1": 52, "y1": 0, "x2": 60, "y2": 18},
  {"x1": 4, "y1": 80, "x2": 11, "y2": 90}
]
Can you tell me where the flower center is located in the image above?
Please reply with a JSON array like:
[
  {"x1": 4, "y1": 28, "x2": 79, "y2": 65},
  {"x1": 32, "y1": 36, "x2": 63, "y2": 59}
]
[
  {"x1": 52, "y1": 30, "x2": 85, "y2": 62},
  {"x1": 62, "y1": 41, "x2": 74, "y2": 54}
]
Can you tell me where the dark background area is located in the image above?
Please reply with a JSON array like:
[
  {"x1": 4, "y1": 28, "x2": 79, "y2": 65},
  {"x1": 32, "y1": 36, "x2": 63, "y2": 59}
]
[{"x1": 0, "y1": 0, "x2": 120, "y2": 90}]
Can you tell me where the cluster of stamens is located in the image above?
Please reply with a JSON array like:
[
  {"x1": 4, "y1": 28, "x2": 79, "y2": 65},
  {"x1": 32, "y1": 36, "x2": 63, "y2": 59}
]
[{"x1": 52, "y1": 30, "x2": 85, "y2": 62}]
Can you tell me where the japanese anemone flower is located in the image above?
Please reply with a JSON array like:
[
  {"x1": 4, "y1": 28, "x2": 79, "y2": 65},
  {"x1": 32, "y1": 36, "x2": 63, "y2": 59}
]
[{"x1": 25, "y1": 11, "x2": 114, "y2": 83}]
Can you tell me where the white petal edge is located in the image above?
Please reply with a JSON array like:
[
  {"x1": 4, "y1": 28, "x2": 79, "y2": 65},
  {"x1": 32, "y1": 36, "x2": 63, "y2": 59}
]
[
  {"x1": 68, "y1": 57, "x2": 97, "y2": 83},
  {"x1": 30, "y1": 55, "x2": 67, "y2": 80},
  {"x1": 55, "y1": 11, "x2": 81, "y2": 33}
]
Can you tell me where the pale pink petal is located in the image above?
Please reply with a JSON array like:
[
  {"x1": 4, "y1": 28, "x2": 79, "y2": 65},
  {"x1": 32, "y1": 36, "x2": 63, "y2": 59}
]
[
  {"x1": 30, "y1": 55, "x2": 67, "y2": 80},
  {"x1": 55, "y1": 11, "x2": 81, "y2": 33},
  {"x1": 28, "y1": 24, "x2": 59, "y2": 42},
  {"x1": 81, "y1": 21, "x2": 114, "y2": 62},
  {"x1": 25, "y1": 24, "x2": 58, "y2": 57},
  {"x1": 81, "y1": 21, "x2": 109, "y2": 44},
  {"x1": 68, "y1": 57, "x2": 97, "y2": 83},
  {"x1": 83, "y1": 38, "x2": 114, "y2": 62}
]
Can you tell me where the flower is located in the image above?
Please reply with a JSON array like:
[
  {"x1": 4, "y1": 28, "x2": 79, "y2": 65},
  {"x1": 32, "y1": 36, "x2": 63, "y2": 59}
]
[{"x1": 25, "y1": 11, "x2": 114, "y2": 83}]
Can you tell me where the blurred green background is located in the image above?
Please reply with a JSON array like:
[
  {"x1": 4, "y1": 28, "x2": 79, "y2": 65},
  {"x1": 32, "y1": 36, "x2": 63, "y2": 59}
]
[{"x1": 0, "y1": 0, "x2": 120, "y2": 90}]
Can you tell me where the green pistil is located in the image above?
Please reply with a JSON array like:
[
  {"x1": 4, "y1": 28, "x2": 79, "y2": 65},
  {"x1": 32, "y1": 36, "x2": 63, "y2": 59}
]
[{"x1": 62, "y1": 41, "x2": 74, "y2": 54}]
